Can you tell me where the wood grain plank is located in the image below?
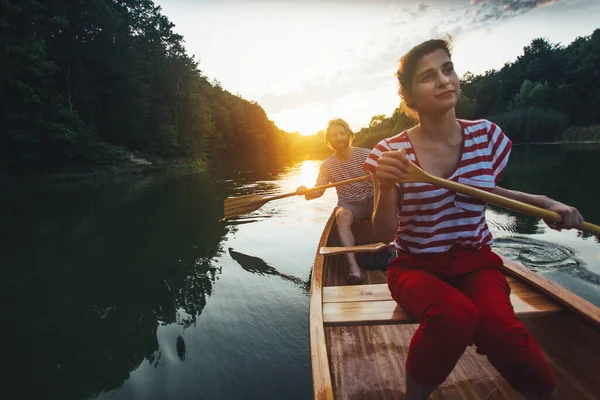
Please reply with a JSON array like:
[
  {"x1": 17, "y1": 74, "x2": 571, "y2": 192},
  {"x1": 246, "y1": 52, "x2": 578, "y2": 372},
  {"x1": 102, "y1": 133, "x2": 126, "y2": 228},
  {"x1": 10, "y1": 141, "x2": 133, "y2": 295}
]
[
  {"x1": 324, "y1": 299, "x2": 411, "y2": 326},
  {"x1": 324, "y1": 291, "x2": 562, "y2": 325},
  {"x1": 324, "y1": 279, "x2": 537, "y2": 304},
  {"x1": 323, "y1": 284, "x2": 392, "y2": 303}
]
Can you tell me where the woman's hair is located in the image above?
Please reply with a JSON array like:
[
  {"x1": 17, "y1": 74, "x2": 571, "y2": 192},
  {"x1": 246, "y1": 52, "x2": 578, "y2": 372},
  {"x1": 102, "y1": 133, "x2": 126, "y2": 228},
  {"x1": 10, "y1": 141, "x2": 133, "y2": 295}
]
[
  {"x1": 396, "y1": 37, "x2": 453, "y2": 111},
  {"x1": 324, "y1": 118, "x2": 354, "y2": 149}
]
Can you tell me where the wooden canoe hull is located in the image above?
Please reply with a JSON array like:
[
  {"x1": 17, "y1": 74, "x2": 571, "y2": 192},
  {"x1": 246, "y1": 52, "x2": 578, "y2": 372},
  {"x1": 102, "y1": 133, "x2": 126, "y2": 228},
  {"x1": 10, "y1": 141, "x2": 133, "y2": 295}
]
[{"x1": 309, "y1": 210, "x2": 600, "y2": 400}]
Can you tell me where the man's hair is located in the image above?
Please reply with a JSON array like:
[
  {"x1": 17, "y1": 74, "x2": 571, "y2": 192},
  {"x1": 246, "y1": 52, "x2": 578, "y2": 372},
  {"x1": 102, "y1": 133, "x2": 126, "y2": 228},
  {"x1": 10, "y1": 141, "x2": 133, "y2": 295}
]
[{"x1": 324, "y1": 118, "x2": 354, "y2": 149}]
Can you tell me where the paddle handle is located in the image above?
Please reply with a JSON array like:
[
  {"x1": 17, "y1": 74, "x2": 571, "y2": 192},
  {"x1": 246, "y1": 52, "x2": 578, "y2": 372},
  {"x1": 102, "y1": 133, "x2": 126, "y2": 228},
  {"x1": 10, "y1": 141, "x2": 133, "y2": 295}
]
[
  {"x1": 265, "y1": 175, "x2": 371, "y2": 202},
  {"x1": 319, "y1": 241, "x2": 394, "y2": 255},
  {"x1": 427, "y1": 175, "x2": 600, "y2": 235}
]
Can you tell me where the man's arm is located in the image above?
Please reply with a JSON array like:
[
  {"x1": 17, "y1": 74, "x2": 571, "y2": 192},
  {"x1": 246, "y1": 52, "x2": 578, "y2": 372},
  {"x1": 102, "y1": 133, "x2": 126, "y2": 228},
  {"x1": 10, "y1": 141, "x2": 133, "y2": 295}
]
[{"x1": 304, "y1": 188, "x2": 325, "y2": 200}]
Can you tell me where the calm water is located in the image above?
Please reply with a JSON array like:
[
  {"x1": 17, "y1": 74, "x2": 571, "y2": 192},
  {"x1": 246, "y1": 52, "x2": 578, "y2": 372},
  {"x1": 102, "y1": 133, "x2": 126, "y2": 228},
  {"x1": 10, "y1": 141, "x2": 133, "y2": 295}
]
[{"x1": 2, "y1": 143, "x2": 599, "y2": 400}]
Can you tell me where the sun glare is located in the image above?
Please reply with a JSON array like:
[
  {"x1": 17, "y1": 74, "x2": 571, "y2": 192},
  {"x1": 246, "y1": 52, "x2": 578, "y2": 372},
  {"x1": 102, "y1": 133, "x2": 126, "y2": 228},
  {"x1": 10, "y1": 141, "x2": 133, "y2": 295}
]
[
  {"x1": 269, "y1": 83, "x2": 399, "y2": 136},
  {"x1": 300, "y1": 160, "x2": 320, "y2": 187},
  {"x1": 271, "y1": 106, "x2": 333, "y2": 136}
]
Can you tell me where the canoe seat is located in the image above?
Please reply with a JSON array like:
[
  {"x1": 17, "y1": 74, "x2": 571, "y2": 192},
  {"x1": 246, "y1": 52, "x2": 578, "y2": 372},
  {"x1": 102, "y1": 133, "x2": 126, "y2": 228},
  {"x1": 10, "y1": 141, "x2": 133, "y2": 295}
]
[{"x1": 322, "y1": 276, "x2": 564, "y2": 326}]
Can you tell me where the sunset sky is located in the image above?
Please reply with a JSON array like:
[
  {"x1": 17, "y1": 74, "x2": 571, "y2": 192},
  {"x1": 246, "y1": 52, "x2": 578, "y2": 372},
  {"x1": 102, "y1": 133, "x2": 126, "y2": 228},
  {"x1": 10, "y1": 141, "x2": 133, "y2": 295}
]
[{"x1": 154, "y1": 0, "x2": 600, "y2": 135}]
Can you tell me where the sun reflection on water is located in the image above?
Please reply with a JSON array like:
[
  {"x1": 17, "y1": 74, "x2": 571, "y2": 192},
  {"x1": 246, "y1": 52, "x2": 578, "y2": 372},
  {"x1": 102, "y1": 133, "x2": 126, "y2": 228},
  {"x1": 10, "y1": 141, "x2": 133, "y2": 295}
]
[{"x1": 299, "y1": 160, "x2": 320, "y2": 187}]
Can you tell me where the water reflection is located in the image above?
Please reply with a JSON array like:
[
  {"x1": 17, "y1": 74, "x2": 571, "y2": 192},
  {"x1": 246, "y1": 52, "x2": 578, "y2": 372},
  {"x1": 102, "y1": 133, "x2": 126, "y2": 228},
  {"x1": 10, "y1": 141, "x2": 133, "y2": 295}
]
[
  {"x1": 2, "y1": 155, "x2": 318, "y2": 399},
  {"x1": 494, "y1": 236, "x2": 600, "y2": 287},
  {"x1": 228, "y1": 248, "x2": 308, "y2": 290},
  {"x1": 488, "y1": 205, "x2": 545, "y2": 235},
  {"x1": 1, "y1": 144, "x2": 599, "y2": 399},
  {"x1": 1, "y1": 170, "x2": 230, "y2": 399},
  {"x1": 176, "y1": 335, "x2": 186, "y2": 361},
  {"x1": 501, "y1": 143, "x2": 600, "y2": 237}
]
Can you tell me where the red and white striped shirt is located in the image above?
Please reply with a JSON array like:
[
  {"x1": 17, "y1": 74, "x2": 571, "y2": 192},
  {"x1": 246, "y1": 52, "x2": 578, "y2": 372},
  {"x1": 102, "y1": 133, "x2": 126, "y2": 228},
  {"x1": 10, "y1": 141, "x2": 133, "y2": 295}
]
[
  {"x1": 363, "y1": 119, "x2": 512, "y2": 254},
  {"x1": 317, "y1": 147, "x2": 374, "y2": 202}
]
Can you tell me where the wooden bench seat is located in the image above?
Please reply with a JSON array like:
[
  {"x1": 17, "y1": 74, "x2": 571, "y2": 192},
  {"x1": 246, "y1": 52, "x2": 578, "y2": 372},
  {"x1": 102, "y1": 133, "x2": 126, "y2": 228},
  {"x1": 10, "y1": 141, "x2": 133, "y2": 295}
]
[{"x1": 323, "y1": 276, "x2": 564, "y2": 326}]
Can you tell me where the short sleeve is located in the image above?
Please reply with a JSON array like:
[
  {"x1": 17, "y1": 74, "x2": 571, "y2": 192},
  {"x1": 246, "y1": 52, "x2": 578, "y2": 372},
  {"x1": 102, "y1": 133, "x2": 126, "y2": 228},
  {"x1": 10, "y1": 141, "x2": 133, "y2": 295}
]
[
  {"x1": 315, "y1": 163, "x2": 329, "y2": 187},
  {"x1": 487, "y1": 120, "x2": 512, "y2": 183},
  {"x1": 363, "y1": 139, "x2": 393, "y2": 175}
]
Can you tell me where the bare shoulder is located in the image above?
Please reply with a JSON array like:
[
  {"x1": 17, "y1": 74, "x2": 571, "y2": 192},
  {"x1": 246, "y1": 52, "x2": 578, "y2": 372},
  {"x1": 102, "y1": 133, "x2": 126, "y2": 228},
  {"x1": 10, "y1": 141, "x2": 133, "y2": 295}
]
[{"x1": 406, "y1": 125, "x2": 420, "y2": 135}]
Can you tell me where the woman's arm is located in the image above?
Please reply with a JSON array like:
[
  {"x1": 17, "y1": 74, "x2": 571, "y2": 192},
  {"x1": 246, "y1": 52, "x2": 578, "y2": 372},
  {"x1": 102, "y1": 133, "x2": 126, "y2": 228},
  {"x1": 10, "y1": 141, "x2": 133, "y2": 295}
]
[
  {"x1": 494, "y1": 186, "x2": 584, "y2": 229},
  {"x1": 371, "y1": 149, "x2": 410, "y2": 242}
]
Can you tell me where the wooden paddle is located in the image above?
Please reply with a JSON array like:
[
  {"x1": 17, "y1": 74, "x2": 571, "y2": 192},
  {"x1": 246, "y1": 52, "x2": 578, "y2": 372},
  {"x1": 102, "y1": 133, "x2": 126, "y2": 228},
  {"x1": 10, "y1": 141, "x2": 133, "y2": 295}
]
[
  {"x1": 320, "y1": 242, "x2": 394, "y2": 256},
  {"x1": 317, "y1": 161, "x2": 600, "y2": 253},
  {"x1": 399, "y1": 161, "x2": 600, "y2": 235},
  {"x1": 222, "y1": 175, "x2": 370, "y2": 220}
]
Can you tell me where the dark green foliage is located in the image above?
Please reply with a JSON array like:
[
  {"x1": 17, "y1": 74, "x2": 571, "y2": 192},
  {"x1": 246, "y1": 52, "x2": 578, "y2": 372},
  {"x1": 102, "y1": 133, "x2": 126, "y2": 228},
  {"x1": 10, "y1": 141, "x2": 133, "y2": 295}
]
[
  {"x1": 356, "y1": 29, "x2": 600, "y2": 146},
  {"x1": 457, "y1": 31, "x2": 600, "y2": 140},
  {"x1": 5, "y1": 0, "x2": 597, "y2": 170},
  {"x1": 354, "y1": 103, "x2": 418, "y2": 148},
  {"x1": 489, "y1": 108, "x2": 569, "y2": 143},
  {"x1": 0, "y1": 0, "x2": 296, "y2": 172}
]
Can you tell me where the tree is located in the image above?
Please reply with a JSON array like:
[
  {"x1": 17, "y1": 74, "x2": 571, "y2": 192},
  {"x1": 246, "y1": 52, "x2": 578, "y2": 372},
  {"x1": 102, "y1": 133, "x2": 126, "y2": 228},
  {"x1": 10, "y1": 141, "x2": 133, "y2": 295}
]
[{"x1": 369, "y1": 114, "x2": 386, "y2": 128}]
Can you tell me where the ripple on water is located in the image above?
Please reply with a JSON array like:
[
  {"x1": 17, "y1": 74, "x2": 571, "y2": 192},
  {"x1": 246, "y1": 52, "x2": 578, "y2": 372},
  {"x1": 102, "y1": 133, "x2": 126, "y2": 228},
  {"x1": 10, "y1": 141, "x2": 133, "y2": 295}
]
[
  {"x1": 494, "y1": 237, "x2": 600, "y2": 285},
  {"x1": 487, "y1": 219, "x2": 520, "y2": 235}
]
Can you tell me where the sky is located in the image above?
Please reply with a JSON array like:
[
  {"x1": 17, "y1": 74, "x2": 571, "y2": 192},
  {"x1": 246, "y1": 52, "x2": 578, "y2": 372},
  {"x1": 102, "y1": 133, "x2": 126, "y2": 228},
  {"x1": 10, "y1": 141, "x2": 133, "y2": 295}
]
[{"x1": 154, "y1": 0, "x2": 600, "y2": 135}]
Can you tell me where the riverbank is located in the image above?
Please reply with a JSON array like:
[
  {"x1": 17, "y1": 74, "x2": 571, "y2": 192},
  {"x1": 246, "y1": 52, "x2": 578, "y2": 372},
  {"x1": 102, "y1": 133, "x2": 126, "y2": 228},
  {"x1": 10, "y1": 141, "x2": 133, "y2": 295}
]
[
  {"x1": 562, "y1": 124, "x2": 600, "y2": 141},
  {"x1": 0, "y1": 151, "x2": 207, "y2": 188},
  {"x1": 518, "y1": 125, "x2": 600, "y2": 146},
  {"x1": 3, "y1": 126, "x2": 599, "y2": 188}
]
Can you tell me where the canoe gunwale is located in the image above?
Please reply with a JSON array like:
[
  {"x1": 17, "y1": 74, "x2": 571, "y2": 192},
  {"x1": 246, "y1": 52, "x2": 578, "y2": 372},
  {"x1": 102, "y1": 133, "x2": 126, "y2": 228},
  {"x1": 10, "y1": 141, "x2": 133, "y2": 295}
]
[
  {"x1": 500, "y1": 258, "x2": 600, "y2": 332},
  {"x1": 309, "y1": 211, "x2": 336, "y2": 400}
]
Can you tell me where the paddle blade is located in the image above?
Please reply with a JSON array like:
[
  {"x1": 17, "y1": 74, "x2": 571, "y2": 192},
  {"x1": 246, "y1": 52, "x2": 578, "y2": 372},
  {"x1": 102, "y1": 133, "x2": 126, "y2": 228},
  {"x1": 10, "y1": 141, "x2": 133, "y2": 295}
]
[
  {"x1": 222, "y1": 194, "x2": 267, "y2": 220},
  {"x1": 319, "y1": 242, "x2": 394, "y2": 256}
]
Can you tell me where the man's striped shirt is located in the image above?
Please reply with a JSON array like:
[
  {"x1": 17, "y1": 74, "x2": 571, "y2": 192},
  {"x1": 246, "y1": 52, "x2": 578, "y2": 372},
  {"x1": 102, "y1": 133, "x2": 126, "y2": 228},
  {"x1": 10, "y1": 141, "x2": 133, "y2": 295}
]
[
  {"x1": 363, "y1": 119, "x2": 512, "y2": 254},
  {"x1": 317, "y1": 147, "x2": 374, "y2": 202}
]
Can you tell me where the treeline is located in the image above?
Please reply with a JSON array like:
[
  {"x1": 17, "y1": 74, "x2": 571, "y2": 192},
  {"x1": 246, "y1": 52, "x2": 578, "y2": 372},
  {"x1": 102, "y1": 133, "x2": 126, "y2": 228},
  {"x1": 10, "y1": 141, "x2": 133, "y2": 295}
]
[
  {"x1": 6, "y1": 0, "x2": 595, "y2": 173},
  {"x1": 1, "y1": 0, "x2": 319, "y2": 173},
  {"x1": 355, "y1": 28, "x2": 600, "y2": 148}
]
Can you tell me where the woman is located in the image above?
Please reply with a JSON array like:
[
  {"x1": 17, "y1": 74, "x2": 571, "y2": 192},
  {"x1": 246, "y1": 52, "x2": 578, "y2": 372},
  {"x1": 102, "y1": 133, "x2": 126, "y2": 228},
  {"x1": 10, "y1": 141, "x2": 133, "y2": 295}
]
[{"x1": 362, "y1": 39, "x2": 583, "y2": 400}]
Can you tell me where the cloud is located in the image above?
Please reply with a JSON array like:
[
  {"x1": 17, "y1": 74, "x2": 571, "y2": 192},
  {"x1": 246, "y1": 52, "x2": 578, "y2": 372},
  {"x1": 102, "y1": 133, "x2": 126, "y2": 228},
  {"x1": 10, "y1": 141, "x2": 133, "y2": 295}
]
[
  {"x1": 469, "y1": 0, "x2": 561, "y2": 23},
  {"x1": 260, "y1": 71, "x2": 394, "y2": 113},
  {"x1": 259, "y1": 0, "x2": 564, "y2": 114}
]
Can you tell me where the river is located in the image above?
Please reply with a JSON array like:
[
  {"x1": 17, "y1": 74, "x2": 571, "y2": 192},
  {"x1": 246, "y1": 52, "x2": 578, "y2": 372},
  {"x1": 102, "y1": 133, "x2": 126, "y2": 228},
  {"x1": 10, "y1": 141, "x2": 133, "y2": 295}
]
[{"x1": 2, "y1": 142, "x2": 599, "y2": 399}]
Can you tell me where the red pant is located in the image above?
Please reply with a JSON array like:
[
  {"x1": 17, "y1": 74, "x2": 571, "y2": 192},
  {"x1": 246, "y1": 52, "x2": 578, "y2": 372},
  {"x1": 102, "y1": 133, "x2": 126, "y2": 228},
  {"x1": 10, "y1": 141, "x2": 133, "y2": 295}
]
[{"x1": 388, "y1": 245, "x2": 556, "y2": 394}]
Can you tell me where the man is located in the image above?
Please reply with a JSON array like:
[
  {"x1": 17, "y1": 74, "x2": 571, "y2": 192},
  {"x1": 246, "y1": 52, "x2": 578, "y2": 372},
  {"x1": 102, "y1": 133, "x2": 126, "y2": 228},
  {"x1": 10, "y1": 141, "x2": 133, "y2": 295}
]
[{"x1": 296, "y1": 118, "x2": 375, "y2": 284}]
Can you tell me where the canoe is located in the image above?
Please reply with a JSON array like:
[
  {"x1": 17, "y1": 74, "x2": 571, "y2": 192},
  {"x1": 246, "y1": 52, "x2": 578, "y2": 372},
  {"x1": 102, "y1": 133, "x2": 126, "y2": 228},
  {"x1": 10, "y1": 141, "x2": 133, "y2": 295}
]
[{"x1": 309, "y1": 209, "x2": 600, "y2": 400}]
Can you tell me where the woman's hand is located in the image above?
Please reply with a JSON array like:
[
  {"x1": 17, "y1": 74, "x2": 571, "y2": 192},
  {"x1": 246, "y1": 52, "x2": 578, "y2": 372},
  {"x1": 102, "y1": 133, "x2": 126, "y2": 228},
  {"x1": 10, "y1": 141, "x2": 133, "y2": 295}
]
[
  {"x1": 296, "y1": 185, "x2": 307, "y2": 195},
  {"x1": 375, "y1": 149, "x2": 410, "y2": 187},
  {"x1": 544, "y1": 201, "x2": 584, "y2": 231}
]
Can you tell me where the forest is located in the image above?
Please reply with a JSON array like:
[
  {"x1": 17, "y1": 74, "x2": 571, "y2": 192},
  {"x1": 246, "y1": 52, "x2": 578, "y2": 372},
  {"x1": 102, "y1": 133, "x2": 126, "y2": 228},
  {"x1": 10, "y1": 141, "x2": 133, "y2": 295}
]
[
  {"x1": 2, "y1": 0, "x2": 599, "y2": 173},
  {"x1": 1, "y1": 0, "x2": 325, "y2": 173},
  {"x1": 355, "y1": 29, "x2": 600, "y2": 148}
]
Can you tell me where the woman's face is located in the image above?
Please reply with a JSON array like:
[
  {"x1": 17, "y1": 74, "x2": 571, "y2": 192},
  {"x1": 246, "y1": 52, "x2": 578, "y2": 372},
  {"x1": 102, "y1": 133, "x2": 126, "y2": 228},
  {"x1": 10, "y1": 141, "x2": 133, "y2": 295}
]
[{"x1": 409, "y1": 48, "x2": 460, "y2": 114}]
